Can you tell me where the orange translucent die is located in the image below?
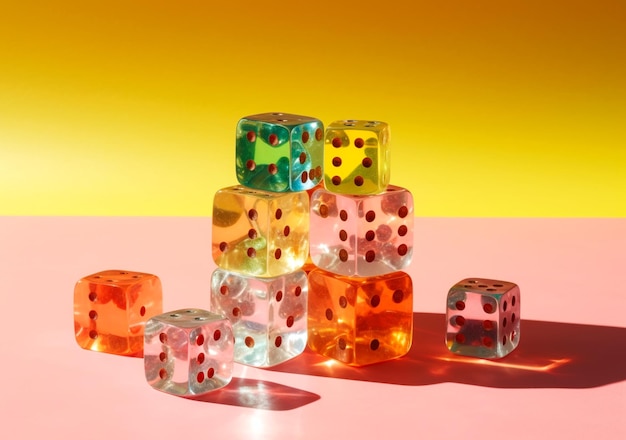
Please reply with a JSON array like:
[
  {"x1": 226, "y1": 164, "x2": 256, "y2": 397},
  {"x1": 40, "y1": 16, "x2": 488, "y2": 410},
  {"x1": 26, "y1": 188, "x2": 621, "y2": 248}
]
[
  {"x1": 307, "y1": 268, "x2": 413, "y2": 366},
  {"x1": 73, "y1": 270, "x2": 163, "y2": 357}
]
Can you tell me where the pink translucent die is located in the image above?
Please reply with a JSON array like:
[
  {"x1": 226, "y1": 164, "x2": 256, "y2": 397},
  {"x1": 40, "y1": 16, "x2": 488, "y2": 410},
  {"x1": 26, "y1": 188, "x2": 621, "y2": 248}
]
[
  {"x1": 73, "y1": 270, "x2": 162, "y2": 357},
  {"x1": 144, "y1": 309, "x2": 234, "y2": 396},
  {"x1": 446, "y1": 278, "x2": 521, "y2": 359},
  {"x1": 211, "y1": 268, "x2": 308, "y2": 368},
  {"x1": 309, "y1": 185, "x2": 413, "y2": 277}
]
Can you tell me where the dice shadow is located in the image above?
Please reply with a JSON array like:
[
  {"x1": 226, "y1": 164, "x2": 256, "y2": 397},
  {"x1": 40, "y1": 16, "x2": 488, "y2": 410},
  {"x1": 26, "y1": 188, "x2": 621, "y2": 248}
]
[
  {"x1": 269, "y1": 313, "x2": 626, "y2": 388},
  {"x1": 187, "y1": 377, "x2": 320, "y2": 410}
]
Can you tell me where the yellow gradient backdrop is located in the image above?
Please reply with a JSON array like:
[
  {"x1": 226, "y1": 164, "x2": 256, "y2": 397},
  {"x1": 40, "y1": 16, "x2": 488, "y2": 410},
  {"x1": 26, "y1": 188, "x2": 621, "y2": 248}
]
[{"x1": 1, "y1": 1, "x2": 624, "y2": 216}]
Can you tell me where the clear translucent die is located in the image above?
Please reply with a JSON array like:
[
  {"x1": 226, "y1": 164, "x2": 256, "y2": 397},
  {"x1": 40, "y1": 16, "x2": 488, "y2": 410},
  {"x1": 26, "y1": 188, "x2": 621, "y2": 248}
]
[
  {"x1": 210, "y1": 268, "x2": 308, "y2": 368},
  {"x1": 307, "y1": 268, "x2": 413, "y2": 366},
  {"x1": 236, "y1": 112, "x2": 324, "y2": 192},
  {"x1": 446, "y1": 278, "x2": 521, "y2": 359},
  {"x1": 212, "y1": 185, "x2": 309, "y2": 277},
  {"x1": 324, "y1": 120, "x2": 390, "y2": 195},
  {"x1": 73, "y1": 270, "x2": 162, "y2": 357},
  {"x1": 309, "y1": 185, "x2": 413, "y2": 276},
  {"x1": 144, "y1": 309, "x2": 234, "y2": 396}
]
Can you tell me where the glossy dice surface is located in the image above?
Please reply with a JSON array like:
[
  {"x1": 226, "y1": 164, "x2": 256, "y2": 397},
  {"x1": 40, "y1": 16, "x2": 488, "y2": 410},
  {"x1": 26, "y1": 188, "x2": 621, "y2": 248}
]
[
  {"x1": 144, "y1": 309, "x2": 234, "y2": 396},
  {"x1": 324, "y1": 119, "x2": 390, "y2": 195},
  {"x1": 211, "y1": 268, "x2": 308, "y2": 368},
  {"x1": 73, "y1": 270, "x2": 162, "y2": 356},
  {"x1": 236, "y1": 112, "x2": 324, "y2": 192},
  {"x1": 212, "y1": 185, "x2": 309, "y2": 277},
  {"x1": 307, "y1": 268, "x2": 413, "y2": 366},
  {"x1": 309, "y1": 185, "x2": 413, "y2": 276},
  {"x1": 446, "y1": 278, "x2": 521, "y2": 359}
]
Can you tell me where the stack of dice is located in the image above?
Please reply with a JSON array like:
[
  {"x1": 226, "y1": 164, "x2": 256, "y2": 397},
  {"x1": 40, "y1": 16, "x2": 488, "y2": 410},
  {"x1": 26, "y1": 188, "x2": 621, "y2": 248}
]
[
  {"x1": 307, "y1": 120, "x2": 415, "y2": 366},
  {"x1": 73, "y1": 114, "x2": 522, "y2": 401},
  {"x1": 209, "y1": 113, "x2": 324, "y2": 367}
]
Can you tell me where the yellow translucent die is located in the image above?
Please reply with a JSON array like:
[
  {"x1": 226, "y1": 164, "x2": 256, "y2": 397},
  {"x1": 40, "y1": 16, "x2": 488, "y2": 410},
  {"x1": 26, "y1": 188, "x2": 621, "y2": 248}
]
[
  {"x1": 324, "y1": 120, "x2": 390, "y2": 195},
  {"x1": 73, "y1": 270, "x2": 163, "y2": 357},
  {"x1": 212, "y1": 185, "x2": 309, "y2": 277},
  {"x1": 307, "y1": 268, "x2": 413, "y2": 366}
]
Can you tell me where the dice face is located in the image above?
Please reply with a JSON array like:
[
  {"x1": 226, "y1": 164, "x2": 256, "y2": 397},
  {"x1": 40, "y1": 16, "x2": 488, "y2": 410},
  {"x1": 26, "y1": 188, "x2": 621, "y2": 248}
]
[
  {"x1": 73, "y1": 270, "x2": 162, "y2": 356},
  {"x1": 236, "y1": 112, "x2": 324, "y2": 192},
  {"x1": 144, "y1": 309, "x2": 234, "y2": 396},
  {"x1": 211, "y1": 268, "x2": 308, "y2": 368},
  {"x1": 308, "y1": 269, "x2": 413, "y2": 366},
  {"x1": 309, "y1": 186, "x2": 413, "y2": 276},
  {"x1": 324, "y1": 120, "x2": 390, "y2": 195},
  {"x1": 212, "y1": 185, "x2": 309, "y2": 277},
  {"x1": 446, "y1": 278, "x2": 521, "y2": 359}
]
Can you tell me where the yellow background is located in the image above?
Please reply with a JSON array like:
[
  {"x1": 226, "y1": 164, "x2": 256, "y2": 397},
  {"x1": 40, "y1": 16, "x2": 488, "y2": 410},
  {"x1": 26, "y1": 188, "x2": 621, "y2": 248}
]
[{"x1": 1, "y1": 0, "x2": 624, "y2": 216}]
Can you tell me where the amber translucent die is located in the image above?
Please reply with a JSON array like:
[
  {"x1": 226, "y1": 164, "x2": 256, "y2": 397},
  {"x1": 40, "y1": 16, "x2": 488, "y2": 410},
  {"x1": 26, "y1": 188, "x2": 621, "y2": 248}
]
[
  {"x1": 144, "y1": 309, "x2": 234, "y2": 396},
  {"x1": 212, "y1": 185, "x2": 309, "y2": 277},
  {"x1": 307, "y1": 268, "x2": 413, "y2": 366},
  {"x1": 309, "y1": 185, "x2": 413, "y2": 277},
  {"x1": 446, "y1": 278, "x2": 521, "y2": 359},
  {"x1": 324, "y1": 120, "x2": 390, "y2": 195},
  {"x1": 73, "y1": 270, "x2": 163, "y2": 356}
]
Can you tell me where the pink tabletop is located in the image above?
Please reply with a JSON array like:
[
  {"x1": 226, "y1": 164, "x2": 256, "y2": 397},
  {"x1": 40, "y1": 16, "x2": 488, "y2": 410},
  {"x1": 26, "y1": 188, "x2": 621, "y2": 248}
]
[{"x1": 1, "y1": 217, "x2": 624, "y2": 439}]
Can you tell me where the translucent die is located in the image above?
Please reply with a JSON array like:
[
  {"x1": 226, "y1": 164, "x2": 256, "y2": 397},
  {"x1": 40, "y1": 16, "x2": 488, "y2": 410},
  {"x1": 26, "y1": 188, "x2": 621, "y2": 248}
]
[
  {"x1": 446, "y1": 278, "x2": 521, "y2": 359},
  {"x1": 212, "y1": 185, "x2": 309, "y2": 277},
  {"x1": 73, "y1": 270, "x2": 162, "y2": 357},
  {"x1": 309, "y1": 185, "x2": 413, "y2": 276},
  {"x1": 236, "y1": 112, "x2": 324, "y2": 192},
  {"x1": 211, "y1": 268, "x2": 308, "y2": 368},
  {"x1": 324, "y1": 120, "x2": 390, "y2": 195},
  {"x1": 144, "y1": 309, "x2": 234, "y2": 396},
  {"x1": 307, "y1": 269, "x2": 413, "y2": 366}
]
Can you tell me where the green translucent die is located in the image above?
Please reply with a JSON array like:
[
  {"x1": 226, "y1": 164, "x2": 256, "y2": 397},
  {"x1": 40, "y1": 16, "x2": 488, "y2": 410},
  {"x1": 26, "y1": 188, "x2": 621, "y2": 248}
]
[
  {"x1": 212, "y1": 185, "x2": 309, "y2": 277},
  {"x1": 236, "y1": 112, "x2": 324, "y2": 192},
  {"x1": 324, "y1": 120, "x2": 390, "y2": 195}
]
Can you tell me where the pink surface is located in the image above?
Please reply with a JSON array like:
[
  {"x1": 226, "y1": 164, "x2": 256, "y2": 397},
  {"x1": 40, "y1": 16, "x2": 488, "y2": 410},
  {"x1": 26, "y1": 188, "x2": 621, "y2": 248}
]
[{"x1": 1, "y1": 217, "x2": 624, "y2": 439}]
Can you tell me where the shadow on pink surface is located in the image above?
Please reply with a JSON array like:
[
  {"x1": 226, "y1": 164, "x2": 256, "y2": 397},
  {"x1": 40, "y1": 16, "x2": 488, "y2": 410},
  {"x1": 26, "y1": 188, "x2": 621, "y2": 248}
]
[
  {"x1": 270, "y1": 313, "x2": 626, "y2": 388},
  {"x1": 187, "y1": 377, "x2": 320, "y2": 410}
]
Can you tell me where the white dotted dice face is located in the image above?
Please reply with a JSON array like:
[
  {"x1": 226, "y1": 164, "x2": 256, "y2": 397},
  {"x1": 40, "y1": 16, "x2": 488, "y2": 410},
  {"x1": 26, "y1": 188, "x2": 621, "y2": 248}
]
[{"x1": 144, "y1": 309, "x2": 234, "y2": 396}]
